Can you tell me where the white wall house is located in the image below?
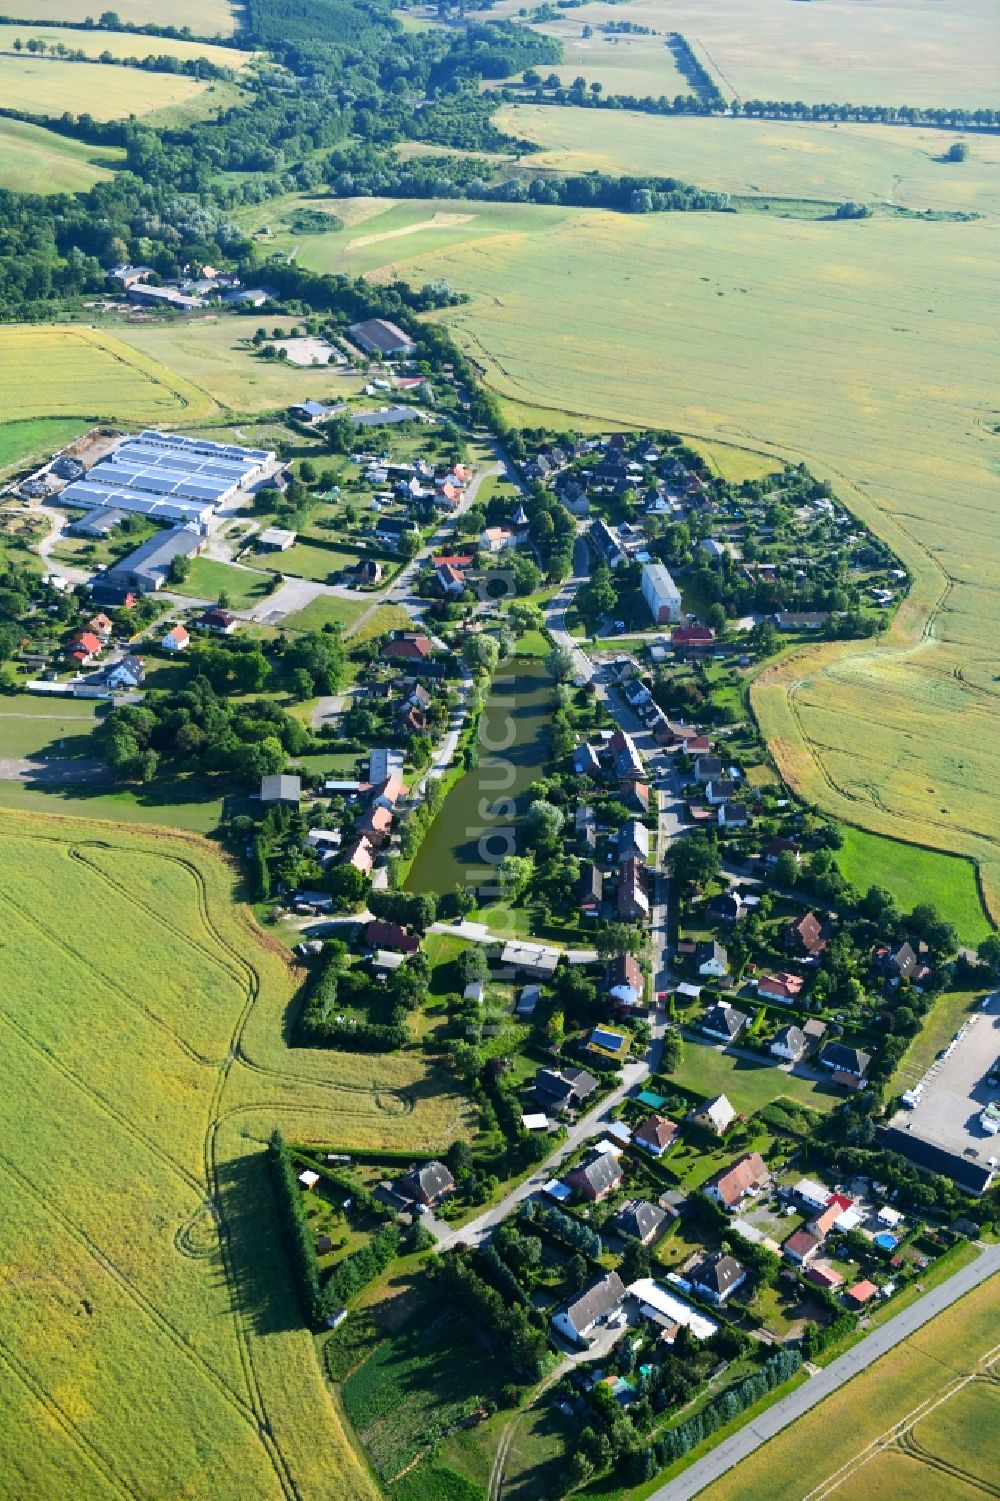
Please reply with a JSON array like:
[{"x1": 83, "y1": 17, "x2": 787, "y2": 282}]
[{"x1": 641, "y1": 563, "x2": 682, "y2": 624}]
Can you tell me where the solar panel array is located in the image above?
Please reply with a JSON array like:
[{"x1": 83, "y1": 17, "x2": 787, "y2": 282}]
[
  {"x1": 57, "y1": 431, "x2": 276, "y2": 527},
  {"x1": 57, "y1": 481, "x2": 212, "y2": 525}
]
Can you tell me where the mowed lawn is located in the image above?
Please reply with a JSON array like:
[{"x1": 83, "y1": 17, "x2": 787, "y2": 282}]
[
  {"x1": 170, "y1": 556, "x2": 273, "y2": 609},
  {"x1": 282, "y1": 592, "x2": 368, "y2": 633},
  {"x1": 696, "y1": 1275, "x2": 1000, "y2": 1501},
  {"x1": 277, "y1": 539, "x2": 362, "y2": 582},
  {"x1": 0, "y1": 811, "x2": 470, "y2": 1501},
  {"x1": 836, "y1": 826, "x2": 991, "y2": 944},
  {"x1": 0, "y1": 325, "x2": 215, "y2": 424},
  {"x1": 673, "y1": 1036, "x2": 841, "y2": 1114},
  {"x1": 0, "y1": 694, "x2": 100, "y2": 757},
  {"x1": 0, "y1": 116, "x2": 124, "y2": 193},
  {"x1": 11, "y1": 0, "x2": 239, "y2": 31},
  {"x1": 401, "y1": 205, "x2": 1000, "y2": 914},
  {"x1": 496, "y1": 108, "x2": 1000, "y2": 218},
  {"x1": 0, "y1": 54, "x2": 209, "y2": 120}
]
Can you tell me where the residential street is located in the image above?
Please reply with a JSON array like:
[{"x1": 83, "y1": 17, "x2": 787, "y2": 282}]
[
  {"x1": 430, "y1": 1014, "x2": 667, "y2": 1251},
  {"x1": 649, "y1": 1241, "x2": 1000, "y2": 1501}
]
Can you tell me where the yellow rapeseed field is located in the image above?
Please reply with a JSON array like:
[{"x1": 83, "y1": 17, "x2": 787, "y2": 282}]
[{"x1": 0, "y1": 810, "x2": 470, "y2": 1500}]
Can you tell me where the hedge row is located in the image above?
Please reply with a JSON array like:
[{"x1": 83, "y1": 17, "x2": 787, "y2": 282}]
[{"x1": 268, "y1": 1129, "x2": 322, "y2": 1324}]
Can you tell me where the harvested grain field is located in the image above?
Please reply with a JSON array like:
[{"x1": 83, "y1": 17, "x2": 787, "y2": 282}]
[{"x1": 698, "y1": 1275, "x2": 1000, "y2": 1501}]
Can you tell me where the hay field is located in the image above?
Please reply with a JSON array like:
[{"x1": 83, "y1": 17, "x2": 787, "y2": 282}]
[
  {"x1": 470, "y1": 0, "x2": 999, "y2": 108},
  {"x1": 0, "y1": 54, "x2": 209, "y2": 120},
  {"x1": 0, "y1": 24, "x2": 250, "y2": 67},
  {"x1": 498, "y1": 107, "x2": 1000, "y2": 218},
  {"x1": 285, "y1": 196, "x2": 574, "y2": 279},
  {"x1": 11, "y1": 0, "x2": 238, "y2": 33},
  {"x1": 0, "y1": 325, "x2": 216, "y2": 424},
  {"x1": 697, "y1": 1274, "x2": 999, "y2": 1501},
  {"x1": 0, "y1": 809, "x2": 469, "y2": 1500},
  {"x1": 511, "y1": 23, "x2": 690, "y2": 99},
  {"x1": 396, "y1": 207, "x2": 1000, "y2": 916},
  {"x1": 0, "y1": 116, "x2": 123, "y2": 193},
  {"x1": 115, "y1": 319, "x2": 368, "y2": 415}
]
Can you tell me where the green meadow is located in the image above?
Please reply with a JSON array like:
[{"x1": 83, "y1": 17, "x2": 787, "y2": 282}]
[
  {"x1": 0, "y1": 116, "x2": 124, "y2": 193},
  {"x1": 837, "y1": 826, "x2": 992, "y2": 945}
]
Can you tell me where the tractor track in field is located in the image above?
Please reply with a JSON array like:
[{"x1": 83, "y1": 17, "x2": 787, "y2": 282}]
[
  {"x1": 0, "y1": 1150, "x2": 257, "y2": 1425},
  {"x1": 0, "y1": 884, "x2": 217, "y2": 1067},
  {"x1": 72, "y1": 841, "x2": 418, "y2": 1112},
  {"x1": 0, "y1": 1334, "x2": 141, "y2": 1501},
  {"x1": 0, "y1": 999, "x2": 204, "y2": 1197}
]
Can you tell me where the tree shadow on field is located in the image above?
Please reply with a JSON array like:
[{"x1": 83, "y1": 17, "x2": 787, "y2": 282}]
[{"x1": 214, "y1": 1146, "x2": 305, "y2": 1336}]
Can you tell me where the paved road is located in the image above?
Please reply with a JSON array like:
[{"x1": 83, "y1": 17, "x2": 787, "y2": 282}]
[
  {"x1": 431, "y1": 1016, "x2": 667, "y2": 1251},
  {"x1": 650, "y1": 1242, "x2": 1000, "y2": 1501},
  {"x1": 33, "y1": 506, "x2": 90, "y2": 587}
]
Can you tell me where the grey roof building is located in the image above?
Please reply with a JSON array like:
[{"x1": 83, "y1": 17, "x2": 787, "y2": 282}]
[
  {"x1": 104, "y1": 525, "x2": 202, "y2": 593},
  {"x1": 690, "y1": 1252, "x2": 746, "y2": 1305},
  {"x1": 348, "y1": 318, "x2": 416, "y2": 356},
  {"x1": 552, "y1": 1271, "x2": 626, "y2": 1343},
  {"x1": 610, "y1": 1199, "x2": 669, "y2": 1245},
  {"x1": 395, "y1": 1160, "x2": 455, "y2": 1206},
  {"x1": 260, "y1": 774, "x2": 301, "y2": 806}
]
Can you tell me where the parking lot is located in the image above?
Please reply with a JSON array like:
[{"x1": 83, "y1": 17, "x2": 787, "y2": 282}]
[{"x1": 889, "y1": 994, "x2": 1000, "y2": 1164}]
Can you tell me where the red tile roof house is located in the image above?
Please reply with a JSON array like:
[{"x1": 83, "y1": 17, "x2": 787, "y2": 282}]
[
  {"x1": 807, "y1": 1202, "x2": 842, "y2": 1240},
  {"x1": 633, "y1": 1114, "x2": 678, "y2": 1158},
  {"x1": 86, "y1": 612, "x2": 114, "y2": 639},
  {"x1": 782, "y1": 1229, "x2": 821, "y2": 1265},
  {"x1": 383, "y1": 632, "x2": 432, "y2": 661},
  {"x1": 435, "y1": 563, "x2": 467, "y2": 597},
  {"x1": 847, "y1": 1278, "x2": 879, "y2": 1308},
  {"x1": 200, "y1": 606, "x2": 237, "y2": 634},
  {"x1": 619, "y1": 777, "x2": 650, "y2": 813},
  {"x1": 356, "y1": 804, "x2": 394, "y2": 844},
  {"x1": 343, "y1": 836, "x2": 375, "y2": 875},
  {"x1": 704, "y1": 1152, "x2": 770, "y2": 1211},
  {"x1": 162, "y1": 623, "x2": 190, "y2": 652},
  {"x1": 365, "y1": 920, "x2": 419, "y2": 955},
  {"x1": 785, "y1": 911, "x2": 829, "y2": 959},
  {"x1": 370, "y1": 774, "x2": 405, "y2": 810},
  {"x1": 805, "y1": 1262, "x2": 844, "y2": 1291},
  {"x1": 671, "y1": 623, "x2": 715, "y2": 650},
  {"x1": 606, "y1": 954, "x2": 644, "y2": 1008},
  {"x1": 756, "y1": 971, "x2": 805, "y2": 1004},
  {"x1": 67, "y1": 630, "x2": 102, "y2": 664}
]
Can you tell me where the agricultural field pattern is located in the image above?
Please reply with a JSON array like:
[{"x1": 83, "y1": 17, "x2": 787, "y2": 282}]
[
  {"x1": 0, "y1": 813, "x2": 468, "y2": 1499},
  {"x1": 0, "y1": 0, "x2": 998, "y2": 1496}
]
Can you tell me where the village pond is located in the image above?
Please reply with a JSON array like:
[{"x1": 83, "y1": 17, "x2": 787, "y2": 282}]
[{"x1": 406, "y1": 656, "x2": 554, "y2": 898}]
